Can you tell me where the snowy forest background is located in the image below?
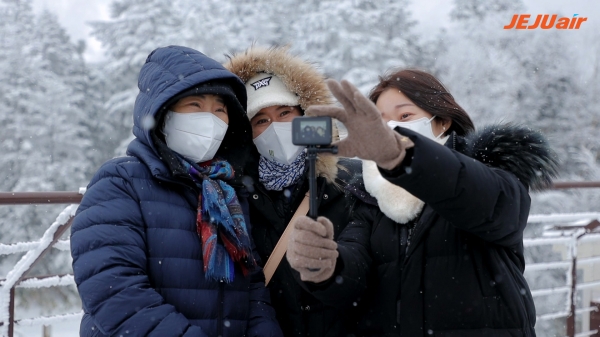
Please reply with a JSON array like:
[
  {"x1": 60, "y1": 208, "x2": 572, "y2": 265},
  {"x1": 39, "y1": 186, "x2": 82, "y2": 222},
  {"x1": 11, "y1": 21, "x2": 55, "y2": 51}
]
[{"x1": 1, "y1": 0, "x2": 599, "y2": 335}]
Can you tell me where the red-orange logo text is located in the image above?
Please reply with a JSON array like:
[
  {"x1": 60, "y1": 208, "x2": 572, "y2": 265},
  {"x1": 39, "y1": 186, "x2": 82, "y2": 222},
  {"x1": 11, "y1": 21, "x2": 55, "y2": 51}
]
[{"x1": 504, "y1": 14, "x2": 587, "y2": 29}]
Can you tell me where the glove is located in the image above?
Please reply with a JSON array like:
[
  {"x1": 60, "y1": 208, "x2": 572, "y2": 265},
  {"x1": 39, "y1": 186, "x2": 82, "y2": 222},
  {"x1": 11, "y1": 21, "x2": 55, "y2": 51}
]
[
  {"x1": 305, "y1": 79, "x2": 414, "y2": 170},
  {"x1": 286, "y1": 216, "x2": 339, "y2": 283}
]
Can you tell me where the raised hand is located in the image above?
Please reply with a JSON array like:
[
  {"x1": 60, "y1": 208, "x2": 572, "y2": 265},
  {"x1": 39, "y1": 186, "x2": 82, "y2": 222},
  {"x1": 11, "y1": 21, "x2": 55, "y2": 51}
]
[{"x1": 306, "y1": 79, "x2": 414, "y2": 170}]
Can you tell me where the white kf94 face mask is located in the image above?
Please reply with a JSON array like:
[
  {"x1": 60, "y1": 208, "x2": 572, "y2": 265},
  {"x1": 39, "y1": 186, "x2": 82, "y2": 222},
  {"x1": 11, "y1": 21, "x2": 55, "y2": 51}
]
[
  {"x1": 162, "y1": 111, "x2": 228, "y2": 163},
  {"x1": 387, "y1": 116, "x2": 449, "y2": 145},
  {"x1": 253, "y1": 122, "x2": 305, "y2": 165}
]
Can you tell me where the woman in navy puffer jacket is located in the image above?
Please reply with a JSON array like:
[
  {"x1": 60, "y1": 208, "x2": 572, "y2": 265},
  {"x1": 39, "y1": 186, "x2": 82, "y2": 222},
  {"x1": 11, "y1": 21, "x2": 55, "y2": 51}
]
[{"x1": 70, "y1": 45, "x2": 283, "y2": 337}]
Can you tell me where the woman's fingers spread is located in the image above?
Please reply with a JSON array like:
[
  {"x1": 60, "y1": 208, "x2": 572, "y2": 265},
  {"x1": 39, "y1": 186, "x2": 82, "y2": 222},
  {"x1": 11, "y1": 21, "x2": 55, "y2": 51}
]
[
  {"x1": 353, "y1": 91, "x2": 381, "y2": 120},
  {"x1": 326, "y1": 79, "x2": 356, "y2": 114},
  {"x1": 339, "y1": 80, "x2": 366, "y2": 114}
]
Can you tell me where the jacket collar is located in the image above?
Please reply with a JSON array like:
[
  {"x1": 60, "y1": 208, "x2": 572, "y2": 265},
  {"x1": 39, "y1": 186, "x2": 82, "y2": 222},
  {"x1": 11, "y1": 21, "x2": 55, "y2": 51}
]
[{"x1": 127, "y1": 138, "x2": 178, "y2": 182}]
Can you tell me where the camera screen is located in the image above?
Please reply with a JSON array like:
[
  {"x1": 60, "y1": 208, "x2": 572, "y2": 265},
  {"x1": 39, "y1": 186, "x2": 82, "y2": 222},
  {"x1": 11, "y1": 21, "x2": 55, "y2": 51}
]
[
  {"x1": 292, "y1": 116, "x2": 332, "y2": 146},
  {"x1": 300, "y1": 120, "x2": 328, "y2": 138}
]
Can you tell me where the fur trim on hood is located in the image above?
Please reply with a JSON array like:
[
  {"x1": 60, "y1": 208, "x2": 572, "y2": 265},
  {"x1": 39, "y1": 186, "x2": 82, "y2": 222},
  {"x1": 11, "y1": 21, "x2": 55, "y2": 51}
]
[
  {"x1": 463, "y1": 124, "x2": 559, "y2": 191},
  {"x1": 225, "y1": 46, "x2": 340, "y2": 183},
  {"x1": 225, "y1": 46, "x2": 333, "y2": 110}
]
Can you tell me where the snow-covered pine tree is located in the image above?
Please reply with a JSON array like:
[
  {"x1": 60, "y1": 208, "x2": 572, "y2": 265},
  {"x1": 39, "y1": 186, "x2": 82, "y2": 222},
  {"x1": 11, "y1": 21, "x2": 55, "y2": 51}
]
[
  {"x1": 31, "y1": 11, "x2": 93, "y2": 190},
  {"x1": 0, "y1": 0, "x2": 95, "y2": 317},
  {"x1": 90, "y1": 0, "x2": 186, "y2": 155},
  {"x1": 280, "y1": 0, "x2": 426, "y2": 91},
  {"x1": 90, "y1": 0, "x2": 273, "y2": 154},
  {"x1": 0, "y1": 0, "x2": 58, "y2": 247},
  {"x1": 438, "y1": 0, "x2": 600, "y2": 216},
  {"x1": 440, "y1": 0, "x2": 589, "y2": 169},
  {"x1": 435, "y1": 0, "x2": 526, "y2": 123}
]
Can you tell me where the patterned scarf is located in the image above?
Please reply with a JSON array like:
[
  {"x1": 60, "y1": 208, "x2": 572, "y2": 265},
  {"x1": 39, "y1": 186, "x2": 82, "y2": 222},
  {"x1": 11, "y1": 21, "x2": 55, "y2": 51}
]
[
  {"x1": 179, "y1": 157, "x2": 256, "y2": 283},
  {"x1": 258, "y1": 150, "x2": 307, "y2": 191}
]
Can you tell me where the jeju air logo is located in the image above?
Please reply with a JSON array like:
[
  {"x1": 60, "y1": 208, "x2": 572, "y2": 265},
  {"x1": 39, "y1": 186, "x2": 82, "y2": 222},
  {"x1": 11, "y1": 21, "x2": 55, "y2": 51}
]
[{"x1": 504, "y1": 14, "x2": 587, "y2": 29}]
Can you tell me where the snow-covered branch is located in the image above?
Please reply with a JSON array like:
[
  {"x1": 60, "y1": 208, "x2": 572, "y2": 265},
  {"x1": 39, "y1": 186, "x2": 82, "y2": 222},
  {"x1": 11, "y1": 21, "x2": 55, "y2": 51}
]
[
  {"x1": 3, "y1": 274, "x2": 75, "y2": 289},
  {"x1": 0, "y1": 239, "x2": 70, "y2": 256},
  {"x1": 15, "y1": 311, "x2": 83, "y2": 327}
]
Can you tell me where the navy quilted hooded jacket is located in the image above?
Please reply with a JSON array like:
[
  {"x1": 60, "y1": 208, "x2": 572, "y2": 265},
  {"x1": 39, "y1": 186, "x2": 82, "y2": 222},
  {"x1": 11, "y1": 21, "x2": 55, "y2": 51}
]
[{"x1": 71, "y1": 46, "x2": 282, "y2": 337}]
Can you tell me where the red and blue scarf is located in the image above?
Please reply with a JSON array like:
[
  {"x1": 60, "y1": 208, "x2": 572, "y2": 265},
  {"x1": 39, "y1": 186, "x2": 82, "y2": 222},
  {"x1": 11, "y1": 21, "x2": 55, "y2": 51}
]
[{"x1": 180, "y1": 158, "x2": 256, "y2": 283}]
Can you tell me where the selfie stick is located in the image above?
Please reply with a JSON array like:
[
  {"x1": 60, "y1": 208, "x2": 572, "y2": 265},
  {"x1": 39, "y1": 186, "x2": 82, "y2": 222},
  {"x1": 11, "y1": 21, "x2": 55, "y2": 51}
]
[
  {"x1": 304, "y1": 145, "x2": 337, "y2": 272},
  {"x1": 306, "y1": 145, "x2": 338, "y2": 220}
]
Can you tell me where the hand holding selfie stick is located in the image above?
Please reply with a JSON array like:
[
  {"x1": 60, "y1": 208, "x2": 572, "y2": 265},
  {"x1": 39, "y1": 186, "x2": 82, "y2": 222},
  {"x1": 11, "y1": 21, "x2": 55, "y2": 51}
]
[
  {"x1": 287, "y1": 145, "x2": 338, "y2": 274},
  {"x1": 291, "y1": 116, "x2": 338, "y2": 273}
]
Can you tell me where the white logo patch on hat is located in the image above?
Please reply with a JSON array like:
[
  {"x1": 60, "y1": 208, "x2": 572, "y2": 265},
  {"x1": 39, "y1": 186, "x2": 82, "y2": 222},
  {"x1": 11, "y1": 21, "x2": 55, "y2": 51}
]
[
  {"x1": 245, "y1": 73, "x2": 299, "y2": 120},
  {"x1": 251, "y1": 76, "x2": 272, "y2": 90}
]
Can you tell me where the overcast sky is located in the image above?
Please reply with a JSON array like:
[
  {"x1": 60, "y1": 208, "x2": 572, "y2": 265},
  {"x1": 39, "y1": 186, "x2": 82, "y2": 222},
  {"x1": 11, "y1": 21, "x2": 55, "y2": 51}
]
[{"x1": 31, "y1": 0, "x2": 598, "y2": 63}]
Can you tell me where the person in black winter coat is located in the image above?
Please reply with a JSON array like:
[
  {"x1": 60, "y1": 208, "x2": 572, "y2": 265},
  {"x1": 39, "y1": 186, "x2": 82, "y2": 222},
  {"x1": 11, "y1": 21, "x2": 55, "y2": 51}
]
[
  {"x1": 225, "y1": 46, "x2": 368, "y2": 337},
  {"x1": 290, "y1": 69, "x2": 559, "y2": 336},
  {"x1": 70, "y1": 46, "x2": 282, "y2": 337}
]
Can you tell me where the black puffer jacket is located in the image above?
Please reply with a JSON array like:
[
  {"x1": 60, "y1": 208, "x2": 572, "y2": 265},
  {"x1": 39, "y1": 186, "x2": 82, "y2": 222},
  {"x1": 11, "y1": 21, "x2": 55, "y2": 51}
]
[
  {"x1": 249, "y1": 158, "x2": 369, "y2": 337},
  {"x1": 313, "y1": 125, "x2": 558, "y2": 337},
  {"x1": 226, "y1": 46, "x2": 371, "y2": 337}
]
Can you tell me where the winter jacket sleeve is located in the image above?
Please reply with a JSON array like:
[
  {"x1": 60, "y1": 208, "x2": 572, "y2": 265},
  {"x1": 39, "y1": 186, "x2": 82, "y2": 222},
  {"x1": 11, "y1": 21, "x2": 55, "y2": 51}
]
[
  {"x1": 291, "y1": 201, "x2": 373, "y2": 309},
  {"x1": 379, "y1": 129, "x2": 530, "y2": 248},
  {"x1": 243, "y1": 196, "x2": 284, "y2": 337},
  {"x1": 70, "y1": 160, "x2": 209, "y2": 337}
]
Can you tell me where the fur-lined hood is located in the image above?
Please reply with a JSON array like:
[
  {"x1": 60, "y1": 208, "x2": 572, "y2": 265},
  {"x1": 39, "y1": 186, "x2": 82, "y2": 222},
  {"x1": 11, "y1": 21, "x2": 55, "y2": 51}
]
[
  {"x1": 363, "y1": 124, "x2": 559, "y2": 223},
  {"x1": 462, "y1": 124, "x2": 559, "y2": 191},
  {"x1": 225, "y1": 46, "x2": 333, "y2": 110},
  {"x1": 225, "y1": 46, "x2": 340, "y2": 183}
]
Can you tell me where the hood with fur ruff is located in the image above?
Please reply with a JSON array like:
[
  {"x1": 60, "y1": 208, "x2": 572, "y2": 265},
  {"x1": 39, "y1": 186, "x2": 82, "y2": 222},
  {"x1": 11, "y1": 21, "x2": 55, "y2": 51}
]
[
  {"x1": 225, "y1": 46, "x2": 340, "y2": 183},
  {"x1": 462, "y1": 124, "x2": 559, "y2": 191},
  {"x1": 225, "y1": 46, "x2": 333, "y2": 110},
  {"x1": 363, "y1": 124, "x2": 559, "y2": 223}
]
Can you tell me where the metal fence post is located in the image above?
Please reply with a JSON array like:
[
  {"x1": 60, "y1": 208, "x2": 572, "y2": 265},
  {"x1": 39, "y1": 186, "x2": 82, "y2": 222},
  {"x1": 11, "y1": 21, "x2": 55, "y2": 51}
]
[
  {"x1": 43, "y1": 325, "x2": 51, "y2": 337},
  {"x1": 553, "y1": 220, "x2": 600, "y2": 337},
  {"x1": 566, "y1": 233, "x2": 581, "y2": 337},
  {"x1": 591, "y1": 301, "x2": 600, "y2": 337},
  {"x1": 8, "y1": 287, "x2": 15, "y2": 337}
]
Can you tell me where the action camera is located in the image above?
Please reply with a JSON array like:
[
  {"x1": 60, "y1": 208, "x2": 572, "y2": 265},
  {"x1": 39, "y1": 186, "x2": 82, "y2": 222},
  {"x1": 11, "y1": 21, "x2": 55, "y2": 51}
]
[{"x1": 292, "y1": 116, "x2": 332, "y2": 146}]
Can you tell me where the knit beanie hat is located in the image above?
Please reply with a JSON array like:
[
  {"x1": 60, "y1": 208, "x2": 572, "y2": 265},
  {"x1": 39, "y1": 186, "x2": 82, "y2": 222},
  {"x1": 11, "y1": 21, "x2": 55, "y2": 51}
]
[{"x1": 245, "y1": 72, "x2": 299, "y2": 120}]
